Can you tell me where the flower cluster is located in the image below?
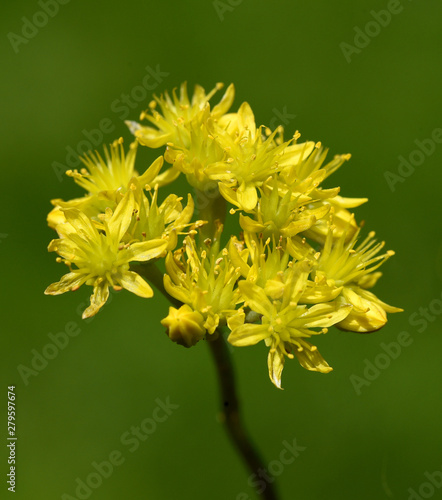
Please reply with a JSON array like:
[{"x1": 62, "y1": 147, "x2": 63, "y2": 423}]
[{"x1": 46, "y1": 82, "x2": 402, "y2": 388}]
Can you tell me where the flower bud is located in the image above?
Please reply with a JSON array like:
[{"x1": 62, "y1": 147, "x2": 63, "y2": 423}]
[{"x1": 161, "y1": 304, "x2": 206, "y2": 347}]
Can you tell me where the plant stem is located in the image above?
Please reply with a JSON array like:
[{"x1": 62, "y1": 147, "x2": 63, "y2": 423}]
[
  {"x1": 194, "y1": 188, "x2": 227, "y2": 241},
  {"x1": 207, "y1": 334, "x2": 280, "y2": 500}
]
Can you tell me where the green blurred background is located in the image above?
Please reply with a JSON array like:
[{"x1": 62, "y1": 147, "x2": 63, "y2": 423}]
[{"x1": 1, "y1": 1, "x2": 442, "y2": 499}]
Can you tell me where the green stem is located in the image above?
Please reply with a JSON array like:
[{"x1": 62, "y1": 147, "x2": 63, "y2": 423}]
[{"x1": 194, "y1": 188, "x2": 227, "y2": 242}]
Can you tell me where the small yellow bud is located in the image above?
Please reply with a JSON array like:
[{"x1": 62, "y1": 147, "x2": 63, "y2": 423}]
[{"x1": 161, "y1": 304, "x2": 206, "y2": 347}]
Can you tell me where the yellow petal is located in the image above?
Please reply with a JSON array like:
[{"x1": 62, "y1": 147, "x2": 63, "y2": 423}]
[
  {"x1": 357, "y1": 272, "x2": 382, "y2": 289},
  {"x1": 227, "y1": 311, "x2": 245, "y2": 332},
  {"x1": 47, "y1": 238, "x2": 81, "y2": 261},
  {"x1": 152, "y1": 166, "x2": 181, "y2": 187},
  {"x1": 136, "y1": 156, "x2": 164, "y2": 187},
  {"x1": 281, "y1": 260, "x2": 312, "y2": 310},
  {"x1": 129, "y1": 239, "x2": 169, "y2": 262},
  {"x1": 268, "y1": 347, "x2": 285, "y2": 389},
  {"x1": 357, "y1": 287, "x2": 403, "y2": 313},
  {"x1": 108, "y1": 190, "x2": 135, "y2": 242},
  {"x1": 279, "y1": 141, "x2": 315, "y2": 167},
  {"x1": 264, "y1": 279, "x2": 285, "y2": 300},
  {"x1": 173, "y1": 194, "x2": 194, "y2": 227},
  {"x1": 331, "y1": 195, "x2": 368, "y2": 209},
  {"x1": 282, "y1": 216, "x2": 316, "y2": 237},
  {"x1": 133, "y1": 126, "x2": 172, "y2": 148},
  {"x1": 45, "y1": 272, "x2": 87, "y2": 295},
  {"x1": 236, "y1": 182, "x2": 258, "y2": 212},
  {"x1": 47, "y1": 206, "x2": 66, "y2": 229},
  {"x1": 118, "y1": 271, "x2": 153, "y2": 298},
  {"x1": 218, "y1": 182, "x2": 239, "y2": 207},
  {"x1": 239, "y1": 213, "x2": 266, "y2": 233},
  {"x1": 238, "y1": 280, "x2": 272, "y2": 317},
  {"x1": 301, "y1": 283, "x2": 343, "y2": 304},
  {"x1": 82, "y1": 281, "x2": 110, "y2": 319},
  {"x1": 212, "y1": 83, "x2": 235, "y2": 118},
  {"x1": 228, "y1": 238, "x2": 250, "y2": 278},
  {"x1": 228, "y1": 323, "x2": 270, "y2": 346},
  {"x1": 294, "y1": 302, "x2": 352, "y2": 328},
  {"x1": 204, "y1": 314, "x2": 220, "y2": 335},
  {"x1": 341, "y1": 287, "x2": 370, "y2": 313},
  {"x1": 63, "y1": 209, "x2": 98, "y2": 243},
  {"x1": 163, "y1": 274, "x2": 189, "y2": 304},
  {"x1": 294, "y1": 345, "x2": 332, "y2": 374}
]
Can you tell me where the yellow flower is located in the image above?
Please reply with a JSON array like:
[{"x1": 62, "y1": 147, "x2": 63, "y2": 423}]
[
  {"x1": 274, "y1": 141, "x2": 366, "y2": 244},
  {"x1": 227, "y1": 261, "x2": 352, "y2": 388},
  {"x1": 127, "y1": 82, "x2": 235, "y2": 148},
  {"x1": 313, "y1": 225, "x2": 403, "y2": 332},
  {"x1": 162, "y1": 111, "x2": 226, "y2": 191},
  {"x1": 67, "y1": 138, "x2": 139, "y2": 194},
  {"x1": 48, "y1": 138, "x2": 169, "y2": 229},
  {"x1": 206, "y1": 118, "x2": 295, "y2": 212},
  {"x1": 304, "y1": 198, "x2": 367, "y2": 245},
  {"x1": 129, "y1": 185, "x2": 198, "y2": 251},
  {"x1": 238, "y1": 176, "x2": 330, "y2": 238},
  {"x1": 45, "y1": 190, "x2": 169, "y2": 318},
  {"x1": 161, "y1": 304, "x2": 206, "y2": 347},
  {"x1": 164, "y1": 227, "x2": 241, "y2": 334},
  {"x1": 229, "y1": 233, "x2": 342, "y2": 305}
]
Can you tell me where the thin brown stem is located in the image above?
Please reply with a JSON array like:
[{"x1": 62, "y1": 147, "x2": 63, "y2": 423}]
[{"x1": 207, "y1": 334, "x2": 280, "y2": 500}]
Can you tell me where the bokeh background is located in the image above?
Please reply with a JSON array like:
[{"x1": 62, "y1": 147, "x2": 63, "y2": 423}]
[{"x1": 1, "y1": 1, "x2": 442, "y2": 499}]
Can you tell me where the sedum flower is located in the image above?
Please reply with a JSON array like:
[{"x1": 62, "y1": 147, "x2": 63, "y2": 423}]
[
  {"x1": 238, "y1": 176, "x2": 330, "y2": 239},
  {"x1": 164, "y1": 227, "x2": 241, "y2": 335},
  {"x1": 45, "y1": 80, "x2": 403, "y2": 388},
  {"x1": 229, "y1": 233, "x2": 342, "y2": 305},
  {"x1": 45, "y1": 190, "x2": 169, "y2": 318},
  {"x1": 67, "y1": 138, "x2": 139, "y2": 194},
  {"x1": 312, "y1": 224, "x2": 403, "y2": 332},
  {"x1": 128, "y1": 184, "x2": 199, "y2": 251},
  {"x1": 48, "y1": 138, "x2": 169, "y2": 229},
  {"x1": 227, "y1": 260, "x2": 352, "y2": 388},
  {"x1": 127, "y1": 82, "x2": 235, "y2": 149},
  {"x1": 161, "y1": 304, "x2": 206, "y2": 347},
  {"x1": 204, "y1": 103, "x2": 302, "y2": 212},
  {"x1": 275, "y1": 142, "x2": 366, "y2": 244}
]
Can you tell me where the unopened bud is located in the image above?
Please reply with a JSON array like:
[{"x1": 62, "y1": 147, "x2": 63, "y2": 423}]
[{"x1": 161, "y1": 304, "x2": 206, "y2": 347}]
